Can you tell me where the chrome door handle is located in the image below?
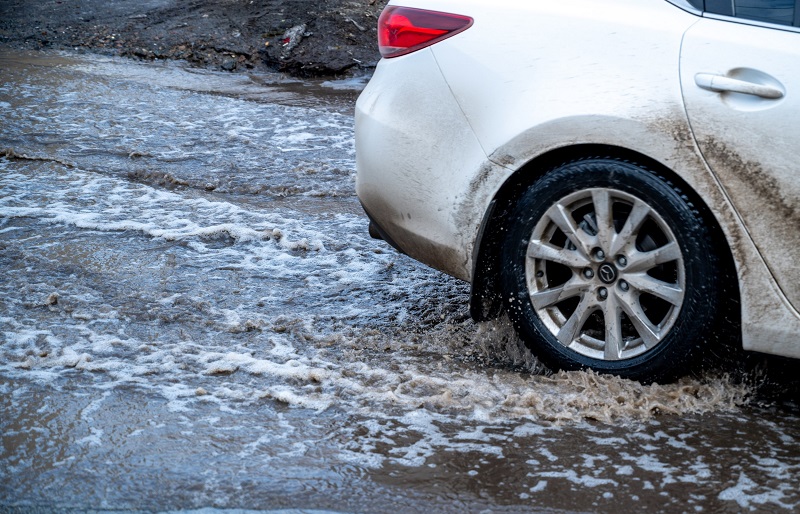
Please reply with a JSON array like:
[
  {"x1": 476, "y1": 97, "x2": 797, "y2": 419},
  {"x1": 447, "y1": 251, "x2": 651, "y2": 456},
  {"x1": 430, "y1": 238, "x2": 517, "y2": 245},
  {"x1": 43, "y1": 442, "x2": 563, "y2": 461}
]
[{"x1": 695, "y1": 73, "x2": 784, "y2": 100}]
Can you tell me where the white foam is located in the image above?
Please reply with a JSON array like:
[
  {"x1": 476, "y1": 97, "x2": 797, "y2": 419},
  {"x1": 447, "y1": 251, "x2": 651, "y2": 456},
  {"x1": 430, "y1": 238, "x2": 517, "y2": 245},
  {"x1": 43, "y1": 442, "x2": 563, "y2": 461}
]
[
  {"x1": 719, "y1": 472, "x2": 797, "y2": 510},
  {"x1": 536, "y1": 469, "x2": 618, "y2": 488}
]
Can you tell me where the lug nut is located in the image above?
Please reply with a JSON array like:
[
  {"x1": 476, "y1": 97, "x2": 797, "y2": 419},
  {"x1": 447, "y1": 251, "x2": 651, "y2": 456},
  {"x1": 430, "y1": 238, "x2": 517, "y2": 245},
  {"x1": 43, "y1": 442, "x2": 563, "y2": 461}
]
[
  {"x1": 583, "y1": 268, "x2": 594, "y2": 279},
  {"x1": 617, "y1": 255, "x2": 627, "y2": 267},
  {"x1": 595, "y1": 249, "x2": 605, "y2": 260},
  {"x1": 619, "y1": 280, "x2": 629, "y2": 292},
  {"x1": 598, "y1": 287, "x2": 608, "y2": 300}
]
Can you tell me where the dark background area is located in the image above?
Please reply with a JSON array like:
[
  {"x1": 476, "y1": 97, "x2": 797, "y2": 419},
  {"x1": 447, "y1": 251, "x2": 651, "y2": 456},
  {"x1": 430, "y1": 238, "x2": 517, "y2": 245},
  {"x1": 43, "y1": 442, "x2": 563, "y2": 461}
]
[{"x1": 0, "y1": 0, "x2": 387, "y2": 77}]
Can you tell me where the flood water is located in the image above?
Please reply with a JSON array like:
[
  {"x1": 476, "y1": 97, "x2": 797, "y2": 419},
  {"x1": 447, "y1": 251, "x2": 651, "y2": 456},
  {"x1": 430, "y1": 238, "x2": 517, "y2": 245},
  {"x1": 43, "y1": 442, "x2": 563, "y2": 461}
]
[{"x1": 1, "y1": 49, "x2": 799, "y2": 513}]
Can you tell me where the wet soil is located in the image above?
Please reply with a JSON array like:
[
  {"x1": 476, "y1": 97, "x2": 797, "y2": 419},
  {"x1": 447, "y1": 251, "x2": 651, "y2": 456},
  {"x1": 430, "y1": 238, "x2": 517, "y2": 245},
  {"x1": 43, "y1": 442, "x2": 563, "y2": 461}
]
[{"x1": 0, "y1": 0, "x2": 387, "y2": 77}]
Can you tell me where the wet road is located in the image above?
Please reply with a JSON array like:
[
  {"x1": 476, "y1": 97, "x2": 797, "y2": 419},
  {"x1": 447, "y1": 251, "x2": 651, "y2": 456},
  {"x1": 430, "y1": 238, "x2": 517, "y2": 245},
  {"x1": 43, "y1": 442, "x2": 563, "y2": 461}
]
[{"x1": 1, "y1": 49, "x2": 799, "y2": 513}]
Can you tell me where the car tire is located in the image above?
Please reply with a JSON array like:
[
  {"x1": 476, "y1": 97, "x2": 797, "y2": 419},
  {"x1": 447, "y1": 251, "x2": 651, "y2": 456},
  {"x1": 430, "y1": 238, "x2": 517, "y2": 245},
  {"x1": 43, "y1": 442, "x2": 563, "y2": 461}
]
[{"x1": 500, "y1": 158, "x2": 723, "y2": 383}]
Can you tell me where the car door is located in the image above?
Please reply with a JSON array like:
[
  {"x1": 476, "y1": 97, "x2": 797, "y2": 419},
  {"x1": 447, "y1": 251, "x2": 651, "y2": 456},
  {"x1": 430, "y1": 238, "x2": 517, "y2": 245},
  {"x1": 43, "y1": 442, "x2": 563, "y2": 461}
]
[{"x1": 679, "y1": 11, "x2": 800, "y2": 309}]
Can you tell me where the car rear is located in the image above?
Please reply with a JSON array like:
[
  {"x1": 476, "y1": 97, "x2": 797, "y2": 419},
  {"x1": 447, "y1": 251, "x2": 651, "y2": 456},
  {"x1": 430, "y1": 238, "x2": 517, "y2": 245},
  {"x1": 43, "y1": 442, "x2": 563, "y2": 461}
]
[{"x1": 355, "y1": 3, "x2": 498, "y2": 280}]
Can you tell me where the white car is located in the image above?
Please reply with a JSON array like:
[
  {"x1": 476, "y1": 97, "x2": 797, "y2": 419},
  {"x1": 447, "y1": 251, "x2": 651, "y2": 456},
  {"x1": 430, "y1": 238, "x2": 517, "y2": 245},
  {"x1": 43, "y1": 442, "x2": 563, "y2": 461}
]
[{"x1": 355, "y1": 0, "x2": 800, "y2": 382}]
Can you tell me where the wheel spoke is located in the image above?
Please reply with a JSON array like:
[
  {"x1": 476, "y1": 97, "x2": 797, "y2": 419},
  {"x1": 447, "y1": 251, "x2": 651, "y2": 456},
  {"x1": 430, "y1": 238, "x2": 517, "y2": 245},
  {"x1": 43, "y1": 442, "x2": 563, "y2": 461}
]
[
  {"x1": 625, "y1": 273, "x2": 684, "y2": 306},
  {"x1": 592, "y1": 189, "x2": 614, "y2": 253},
  {"x1": 527, "y1": 239, "x2": 590, "y2": 269},
  {"x1": 530, "y1": 277, "x2": 588, "y2": 310},
  {"x1": 602, "y1": 296, "x2": 623, "y2": 360},
  {"x1": 618, "y1": 295, "x2": 661, "y2": 349},
  {"x1": 556, "y1": 294, "x2": 595, "y2": 346},
  {"x1": 609, "y1": 198, "x2": 650, "y2": 256},
  {"x1": 626, "y1": 242, "x2": 681, "y2": 273},
  {"x1": 545, "y1": 202, "x2": 592, "y2": 258}
]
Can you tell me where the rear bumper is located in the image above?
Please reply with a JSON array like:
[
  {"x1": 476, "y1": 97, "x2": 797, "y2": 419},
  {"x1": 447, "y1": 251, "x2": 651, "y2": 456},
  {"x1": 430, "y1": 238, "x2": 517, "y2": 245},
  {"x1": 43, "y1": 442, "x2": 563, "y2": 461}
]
[
  {"x1": 355, "y1": 50, "x2": 492, "y2": 281},
  {"x1": 362, "y1": 202, "x2": 406, "y2": 256}
]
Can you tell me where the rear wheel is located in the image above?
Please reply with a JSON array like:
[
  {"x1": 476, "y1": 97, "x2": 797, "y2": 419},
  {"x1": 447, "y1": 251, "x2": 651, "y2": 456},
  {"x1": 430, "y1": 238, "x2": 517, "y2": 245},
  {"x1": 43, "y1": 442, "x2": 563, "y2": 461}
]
[{"x1": 500, "y1": 158, "x2": 723, "y2": 382}]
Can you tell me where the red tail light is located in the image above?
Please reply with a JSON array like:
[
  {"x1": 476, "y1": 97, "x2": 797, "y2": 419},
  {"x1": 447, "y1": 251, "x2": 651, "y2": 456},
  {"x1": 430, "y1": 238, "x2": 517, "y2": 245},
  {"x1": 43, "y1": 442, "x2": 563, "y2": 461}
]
[{"x1": 378, "y1": 6, "x2": 473, "y2": 58}]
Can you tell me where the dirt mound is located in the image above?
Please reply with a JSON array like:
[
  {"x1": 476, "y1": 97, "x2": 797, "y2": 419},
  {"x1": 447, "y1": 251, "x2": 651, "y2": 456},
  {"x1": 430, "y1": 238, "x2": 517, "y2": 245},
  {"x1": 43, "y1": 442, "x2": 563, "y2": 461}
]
[{"x1": 0, "y1": 0, "x2": 387, "y2": 77}]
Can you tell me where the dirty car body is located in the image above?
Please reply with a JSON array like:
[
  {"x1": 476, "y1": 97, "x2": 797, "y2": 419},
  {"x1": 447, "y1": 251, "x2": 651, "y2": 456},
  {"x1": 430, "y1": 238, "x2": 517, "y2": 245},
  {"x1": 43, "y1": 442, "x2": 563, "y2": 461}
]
[{"x1": 355, "y1": 0, "x2": 800, "y2": 381}]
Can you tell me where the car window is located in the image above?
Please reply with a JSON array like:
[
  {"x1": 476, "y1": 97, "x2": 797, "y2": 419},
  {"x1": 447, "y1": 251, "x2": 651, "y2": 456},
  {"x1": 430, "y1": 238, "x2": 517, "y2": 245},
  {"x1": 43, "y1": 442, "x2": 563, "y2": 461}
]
[
  {"x1": 672, "y1": 0, "x2": 705, "y2": 10},
  {"x1": 700, "y1": 0, "x2": 799, "y2": 26}
]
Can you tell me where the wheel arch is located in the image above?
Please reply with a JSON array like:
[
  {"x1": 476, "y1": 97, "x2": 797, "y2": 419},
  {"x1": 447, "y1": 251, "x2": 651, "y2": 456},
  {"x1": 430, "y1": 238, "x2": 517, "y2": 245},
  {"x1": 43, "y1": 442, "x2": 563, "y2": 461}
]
[{"x1": 469, "y1": 143, "x2": 741, "y2": 341}]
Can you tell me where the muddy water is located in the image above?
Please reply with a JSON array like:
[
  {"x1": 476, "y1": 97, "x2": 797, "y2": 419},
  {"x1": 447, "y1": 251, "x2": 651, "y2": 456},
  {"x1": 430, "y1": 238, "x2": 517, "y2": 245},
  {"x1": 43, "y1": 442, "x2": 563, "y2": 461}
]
[{"x1": 1, "y1": 49, "x2": 799, "y2": 513}]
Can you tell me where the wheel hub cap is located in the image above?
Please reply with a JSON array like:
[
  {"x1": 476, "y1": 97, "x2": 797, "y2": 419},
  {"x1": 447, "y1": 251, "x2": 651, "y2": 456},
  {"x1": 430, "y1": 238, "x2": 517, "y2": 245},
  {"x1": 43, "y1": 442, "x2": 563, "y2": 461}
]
[{"x1": 598, "y1": 263, "x2": 617, "y2": 284}]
